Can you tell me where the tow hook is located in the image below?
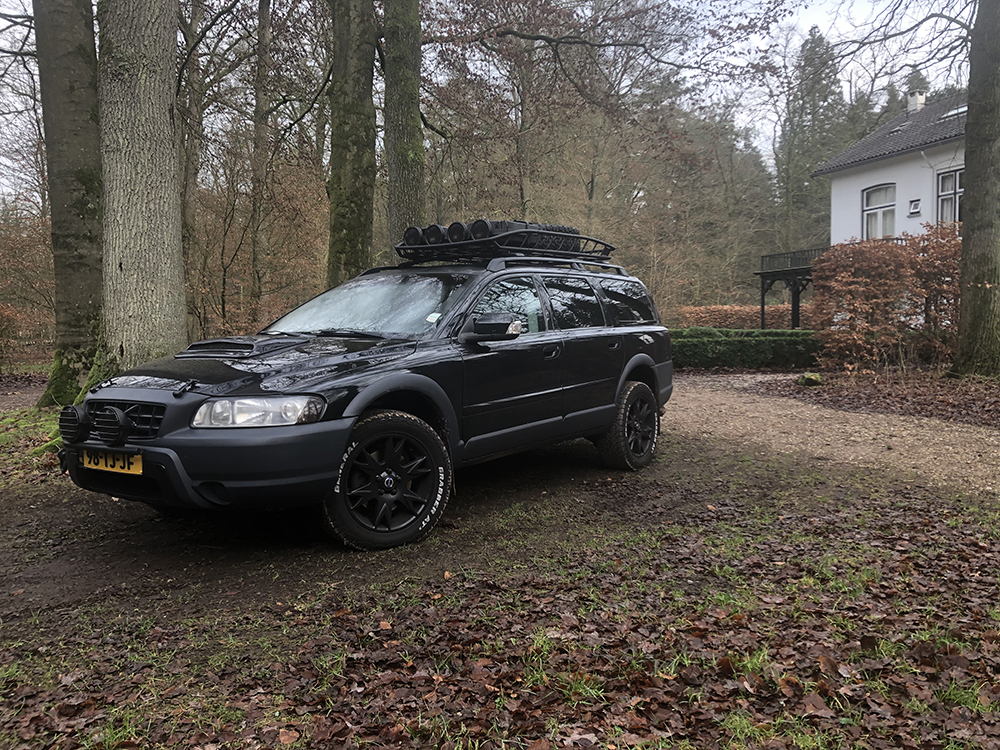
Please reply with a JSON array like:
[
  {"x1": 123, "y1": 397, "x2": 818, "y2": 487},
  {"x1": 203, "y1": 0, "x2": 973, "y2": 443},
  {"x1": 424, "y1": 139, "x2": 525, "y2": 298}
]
[{"x1": 57, "y1": 449, "x2": 68, "y2": 473}]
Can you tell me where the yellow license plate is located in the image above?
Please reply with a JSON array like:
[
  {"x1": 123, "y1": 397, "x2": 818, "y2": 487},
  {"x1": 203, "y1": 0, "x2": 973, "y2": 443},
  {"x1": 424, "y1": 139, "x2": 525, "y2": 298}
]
[{"x1": 81, "y1": 449, "x2": 143, "y2": 475}]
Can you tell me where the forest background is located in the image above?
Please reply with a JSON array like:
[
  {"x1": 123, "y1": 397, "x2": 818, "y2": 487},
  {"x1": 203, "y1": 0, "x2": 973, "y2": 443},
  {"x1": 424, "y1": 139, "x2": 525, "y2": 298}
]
[{"x1": 0, "y1": 0, "x2": 970, "y2": 380}]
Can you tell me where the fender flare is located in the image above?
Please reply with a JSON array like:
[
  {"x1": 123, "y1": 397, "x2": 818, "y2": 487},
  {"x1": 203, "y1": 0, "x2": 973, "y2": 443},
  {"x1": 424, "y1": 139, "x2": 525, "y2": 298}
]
[
  {"x1": 616, "y1": 353, "x2": 658, "y2": 401},
  {"x1": 342, "y1": 373, "x2": 461, "y2": 455}
]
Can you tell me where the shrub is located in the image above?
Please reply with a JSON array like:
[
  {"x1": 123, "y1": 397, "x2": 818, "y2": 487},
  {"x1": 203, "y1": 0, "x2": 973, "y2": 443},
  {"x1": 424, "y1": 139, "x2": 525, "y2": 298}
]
[
  {"x1": 671, "y1": 328, "x2": 819, "y2": 369},
  {"x1": 812, "y1": 224, "x2": 960, "y2": 369},
  {"x1": 670, "y1": 304, "x2": 816, "y2": 330}
]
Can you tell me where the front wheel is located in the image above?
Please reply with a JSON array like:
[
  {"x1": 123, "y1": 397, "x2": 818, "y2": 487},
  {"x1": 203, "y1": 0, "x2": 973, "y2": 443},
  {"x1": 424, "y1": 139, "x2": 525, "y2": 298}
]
[
  {"x1": 595, "y1": 381, "x2": 659, "y2": 470},
  {"x1": 323, "y1": 410, "x2": 452, "y2": 549}
]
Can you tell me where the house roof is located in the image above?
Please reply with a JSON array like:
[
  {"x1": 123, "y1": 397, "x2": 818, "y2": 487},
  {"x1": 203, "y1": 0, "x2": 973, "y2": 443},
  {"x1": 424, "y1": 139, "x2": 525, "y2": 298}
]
[{"x1": 812, "y1": 95, "x2": 966, "y2": 177}]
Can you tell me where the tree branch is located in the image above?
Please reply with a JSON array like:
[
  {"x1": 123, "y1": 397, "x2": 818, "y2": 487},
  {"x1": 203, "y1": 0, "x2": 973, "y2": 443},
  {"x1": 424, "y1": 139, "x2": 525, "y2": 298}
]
[{"x1": 176, "y1": 0, "x2": 243, "y2": 98}]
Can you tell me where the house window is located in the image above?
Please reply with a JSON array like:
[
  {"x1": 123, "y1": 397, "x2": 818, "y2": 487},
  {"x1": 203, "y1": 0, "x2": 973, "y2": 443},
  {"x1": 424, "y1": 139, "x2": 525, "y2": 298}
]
[
  {"x1": 863, "y1": 184, "x2": 895, "y2": 239},
  {"x1": 938, "y1": 169, "x2": 964, "y2": 223}
]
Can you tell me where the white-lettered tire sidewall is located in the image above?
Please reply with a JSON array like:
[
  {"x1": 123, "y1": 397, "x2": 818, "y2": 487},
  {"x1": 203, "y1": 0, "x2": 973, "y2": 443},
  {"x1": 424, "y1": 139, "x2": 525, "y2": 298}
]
[
  {"x1": 622, "y1": 383, "x2": 660, "y2": 469},
  {"x1": 596, "y1": 381, "x2": 658, "y2": 470},
  {"x1": 323, "y1": 410, "x2": 452, "y2": 549}
]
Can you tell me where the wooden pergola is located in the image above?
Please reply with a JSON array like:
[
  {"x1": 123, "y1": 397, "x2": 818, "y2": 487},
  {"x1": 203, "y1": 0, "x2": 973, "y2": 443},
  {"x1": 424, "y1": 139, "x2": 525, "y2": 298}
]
[{"x1": 754, "y1": 247, "x2": 827, "y2": 329}]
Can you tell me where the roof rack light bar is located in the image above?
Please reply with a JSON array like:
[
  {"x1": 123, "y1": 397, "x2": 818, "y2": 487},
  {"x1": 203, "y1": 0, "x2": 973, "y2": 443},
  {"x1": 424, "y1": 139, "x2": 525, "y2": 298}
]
[{"x1": 395, "y1": 219, "x2": 615, "y2": 263}]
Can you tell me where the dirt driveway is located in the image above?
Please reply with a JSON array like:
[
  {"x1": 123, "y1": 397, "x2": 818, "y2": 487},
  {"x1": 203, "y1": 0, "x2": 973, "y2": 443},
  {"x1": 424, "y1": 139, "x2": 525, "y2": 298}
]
[{"x1": 3, "y1": 371, "x2": 994, "y2": 628}]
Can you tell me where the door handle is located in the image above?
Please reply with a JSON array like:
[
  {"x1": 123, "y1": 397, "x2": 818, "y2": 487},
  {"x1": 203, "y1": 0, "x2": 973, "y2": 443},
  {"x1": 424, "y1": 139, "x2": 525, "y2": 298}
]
[
  {"x1": 608, "y1": 339, "x2": 621, "y2": 350},
  {"x1": 543, "y1": 344, "x2": 560, "y2": 360}
]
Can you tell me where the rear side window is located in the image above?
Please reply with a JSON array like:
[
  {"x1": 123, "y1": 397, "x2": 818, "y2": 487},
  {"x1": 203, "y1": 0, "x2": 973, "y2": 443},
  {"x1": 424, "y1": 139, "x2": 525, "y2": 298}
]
[
  {"x1": 542, "y1": 276, "x2": 605, "y2": 329},
  {"x1": 598, "y1": 279, "x2": 657, "y2": 324}
]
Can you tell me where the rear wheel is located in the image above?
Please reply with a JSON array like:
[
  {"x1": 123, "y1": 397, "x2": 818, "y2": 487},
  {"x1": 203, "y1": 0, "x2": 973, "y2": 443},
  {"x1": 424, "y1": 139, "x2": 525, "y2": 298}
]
[
  {"x1": 595, "y1": 381, "x2": 658, "y2": 470},
  {"x1": 323, "y1": 410, "x2": 452, "y2": 549}
]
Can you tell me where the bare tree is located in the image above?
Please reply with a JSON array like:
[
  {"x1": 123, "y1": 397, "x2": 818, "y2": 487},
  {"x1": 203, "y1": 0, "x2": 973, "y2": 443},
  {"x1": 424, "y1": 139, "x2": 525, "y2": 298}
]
[
  {"x1": 384, "y1": 0, "x2": 424, "y2": 242},
  {"x1": 955, "y1": 1, "x2": 1000, "y2": 375},
  {"x1": 97, "y1": 0, "x2": 187, "y2": 372},
  {"x1": 325, "y1": 0, "x2": 376, "y2": 287}
]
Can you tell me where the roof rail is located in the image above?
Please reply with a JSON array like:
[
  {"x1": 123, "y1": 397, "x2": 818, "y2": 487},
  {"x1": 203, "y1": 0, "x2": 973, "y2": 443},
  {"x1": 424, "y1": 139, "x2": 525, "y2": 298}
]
[
  {"x1": 394, "y1": 221, "x2": 615, "y2": 263},
  {"x1": 485, "y1": 256, "x2": 628, "y2": 275}
]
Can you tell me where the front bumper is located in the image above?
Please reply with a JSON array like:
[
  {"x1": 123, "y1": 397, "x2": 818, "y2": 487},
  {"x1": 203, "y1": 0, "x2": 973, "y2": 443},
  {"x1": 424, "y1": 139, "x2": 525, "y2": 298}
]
[{"x1": 63, "y1": 411, "x2": 355, "y2": 510}]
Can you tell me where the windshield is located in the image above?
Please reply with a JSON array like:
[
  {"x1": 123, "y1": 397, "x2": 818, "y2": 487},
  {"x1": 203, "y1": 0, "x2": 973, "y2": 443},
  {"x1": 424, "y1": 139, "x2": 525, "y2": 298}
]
[{"x1": 263, "y1": 272, "x2": 474, "y2": 338}]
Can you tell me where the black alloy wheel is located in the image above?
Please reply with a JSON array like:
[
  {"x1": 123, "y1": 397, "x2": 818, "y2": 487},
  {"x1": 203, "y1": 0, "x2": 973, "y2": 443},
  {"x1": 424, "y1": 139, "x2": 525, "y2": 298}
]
[
  {"x1": 625, "y1": 388, "x2": 657, "y2": 458},
  {"x1": 323, "y1": 410, "x2": 452, "y2": 549},
  {"x1": 595, "y1": 381, "x2": 658, "y2": 470}
]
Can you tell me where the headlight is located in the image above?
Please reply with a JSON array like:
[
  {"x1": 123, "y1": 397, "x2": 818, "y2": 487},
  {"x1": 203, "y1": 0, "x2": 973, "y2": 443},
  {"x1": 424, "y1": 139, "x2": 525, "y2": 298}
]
[{"x1": 192, "y1": 396, "x2": 325, "y2": 428}]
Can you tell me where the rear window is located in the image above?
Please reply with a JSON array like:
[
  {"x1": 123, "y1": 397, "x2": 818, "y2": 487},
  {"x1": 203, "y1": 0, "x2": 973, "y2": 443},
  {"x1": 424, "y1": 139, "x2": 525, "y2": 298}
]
[{"x1": 598, "y1": 279, "x2": 657, "y2": 324}]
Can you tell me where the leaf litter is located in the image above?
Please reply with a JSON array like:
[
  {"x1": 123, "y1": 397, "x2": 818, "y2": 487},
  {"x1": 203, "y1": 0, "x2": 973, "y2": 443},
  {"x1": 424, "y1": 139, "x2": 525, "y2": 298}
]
[{"x1": 2, "y1": 372, "x2": 1000, "y2": 748}]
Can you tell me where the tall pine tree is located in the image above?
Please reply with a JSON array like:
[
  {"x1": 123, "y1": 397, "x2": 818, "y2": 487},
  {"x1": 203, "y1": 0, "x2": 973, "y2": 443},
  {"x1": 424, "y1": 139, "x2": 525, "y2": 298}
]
[{"x1": 774, "y1": 27, "x2": 849, "y2": 253}]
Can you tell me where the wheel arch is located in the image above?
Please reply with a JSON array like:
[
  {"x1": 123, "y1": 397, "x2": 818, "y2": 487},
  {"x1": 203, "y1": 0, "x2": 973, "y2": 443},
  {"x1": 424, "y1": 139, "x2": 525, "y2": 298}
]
[
  {"x1": 342, "y1": 374, "x2": 459, "y2": 455},
  {"x1": 618, "y1": 354, "x2": 658, "y2": 405}
]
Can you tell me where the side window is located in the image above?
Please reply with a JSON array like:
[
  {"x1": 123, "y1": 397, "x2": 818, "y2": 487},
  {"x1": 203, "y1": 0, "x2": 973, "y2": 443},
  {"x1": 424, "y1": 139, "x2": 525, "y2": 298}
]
[
  {"x1": 542, "y1": 276, "x2": 605, "y2": 329},
  {"x1": 471, "y1": 276, "x2": 546, "y2": 333},
  {"x1": 598, "y1": 279, "x2": 657, "y2": 324},
  {"x1": 862, "y1": 184, "x2": 896, "y2": 239}
]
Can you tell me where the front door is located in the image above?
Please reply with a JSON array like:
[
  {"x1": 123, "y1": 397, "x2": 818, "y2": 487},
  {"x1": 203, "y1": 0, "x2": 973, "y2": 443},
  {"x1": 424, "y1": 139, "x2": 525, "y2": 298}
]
[{"x1": 460, "y1": 275, "x2": 563, "y2": 459}]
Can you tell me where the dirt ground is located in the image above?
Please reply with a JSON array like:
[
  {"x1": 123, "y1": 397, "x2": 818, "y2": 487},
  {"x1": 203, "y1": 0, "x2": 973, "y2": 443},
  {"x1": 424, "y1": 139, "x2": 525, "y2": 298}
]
[{"x1": 3, "y1": 370, "x2": 995, "y2": 630}]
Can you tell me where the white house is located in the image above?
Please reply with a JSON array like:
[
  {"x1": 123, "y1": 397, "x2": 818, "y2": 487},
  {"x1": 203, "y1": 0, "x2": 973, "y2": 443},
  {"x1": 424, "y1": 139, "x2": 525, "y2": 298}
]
[{"x1": 813, "y1": 91, "x2": 965, "y2": 244}]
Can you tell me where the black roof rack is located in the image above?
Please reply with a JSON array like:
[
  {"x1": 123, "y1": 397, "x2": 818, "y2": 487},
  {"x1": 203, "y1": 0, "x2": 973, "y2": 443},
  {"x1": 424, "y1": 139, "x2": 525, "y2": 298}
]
[{"x1": 394, "y1": 221, "x2": 615, "y2": 264}]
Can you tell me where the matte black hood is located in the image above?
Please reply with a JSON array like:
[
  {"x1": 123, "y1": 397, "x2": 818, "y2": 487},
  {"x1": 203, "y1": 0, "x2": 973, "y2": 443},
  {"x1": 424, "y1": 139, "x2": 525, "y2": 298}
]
[{"x1": 92, "y1": 335, "x2": 417, "y2": 397}]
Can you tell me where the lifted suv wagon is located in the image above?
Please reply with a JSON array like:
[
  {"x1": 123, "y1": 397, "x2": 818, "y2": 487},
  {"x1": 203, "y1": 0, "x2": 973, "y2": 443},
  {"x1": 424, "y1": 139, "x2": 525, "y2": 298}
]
[{"x1": 59, "y1": 220, "x2": 673, "y2": 548}]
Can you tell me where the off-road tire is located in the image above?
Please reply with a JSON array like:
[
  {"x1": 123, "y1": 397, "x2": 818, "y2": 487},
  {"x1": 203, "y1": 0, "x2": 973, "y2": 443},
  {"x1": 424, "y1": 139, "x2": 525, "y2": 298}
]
[
  {"x1": 323, "y1": 410, "x2": 452, "y2": 549},
  {"x1": 595, "y1": 381, "x2": 658, "y2": 470}
]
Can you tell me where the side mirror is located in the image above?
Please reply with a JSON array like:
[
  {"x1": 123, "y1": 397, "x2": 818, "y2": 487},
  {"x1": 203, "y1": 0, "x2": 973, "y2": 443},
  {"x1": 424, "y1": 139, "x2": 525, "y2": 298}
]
[{"x1": 460, "y1": 312, "x2": 523, "y2": 343}]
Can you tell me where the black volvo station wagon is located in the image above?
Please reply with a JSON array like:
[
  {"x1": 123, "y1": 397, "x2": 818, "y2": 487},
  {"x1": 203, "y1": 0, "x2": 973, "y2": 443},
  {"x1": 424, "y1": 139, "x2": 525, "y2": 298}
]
[{"x1": 59, "y1": 220, "x2": 673, "y2": 548}]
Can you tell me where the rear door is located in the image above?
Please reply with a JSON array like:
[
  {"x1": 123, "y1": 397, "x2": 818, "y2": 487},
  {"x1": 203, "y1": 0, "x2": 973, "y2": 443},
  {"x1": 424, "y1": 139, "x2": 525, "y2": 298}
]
[
  {"x1": 460, "y1": 275, "x2": 564, "y2": 459},
  {"x1": 541, "y1": 275, "x2": 623, "y2": 433}
]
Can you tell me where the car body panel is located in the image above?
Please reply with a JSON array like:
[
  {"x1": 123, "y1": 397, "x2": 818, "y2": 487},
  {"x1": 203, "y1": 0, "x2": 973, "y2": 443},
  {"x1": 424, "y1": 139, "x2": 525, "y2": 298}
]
[{"x1": 60, "y1": 254, "x2": 673, "y2": 516}]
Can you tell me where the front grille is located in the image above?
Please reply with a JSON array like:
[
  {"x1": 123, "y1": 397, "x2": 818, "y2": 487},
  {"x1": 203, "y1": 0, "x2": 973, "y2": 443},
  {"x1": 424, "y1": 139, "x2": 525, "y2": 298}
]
[{"x1": 86, "y1": 401, "x2": 166, "y2": 439}]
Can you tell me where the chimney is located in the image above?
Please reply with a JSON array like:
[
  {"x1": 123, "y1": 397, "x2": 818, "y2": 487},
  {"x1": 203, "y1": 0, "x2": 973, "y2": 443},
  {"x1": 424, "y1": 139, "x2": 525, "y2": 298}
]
[{"x1": 907, "y1": 90, "x2": 926, "y2": 113}]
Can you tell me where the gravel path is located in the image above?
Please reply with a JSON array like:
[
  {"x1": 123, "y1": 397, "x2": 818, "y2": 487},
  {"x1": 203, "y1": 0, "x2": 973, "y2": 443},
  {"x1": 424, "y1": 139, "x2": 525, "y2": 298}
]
[{"x1": 662, "y1": 372, "x2": 1000, "y2": 497}]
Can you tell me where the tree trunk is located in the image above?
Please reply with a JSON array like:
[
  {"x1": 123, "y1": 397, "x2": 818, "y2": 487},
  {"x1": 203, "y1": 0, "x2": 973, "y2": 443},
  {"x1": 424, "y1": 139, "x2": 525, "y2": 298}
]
[
  {"x1": 32, "y1": 0, "x2": 103, "y2": 406},
  {"x1": 326, "y1": 0, "x2": 376, "y2": 288},
  {"x1": 249, "y1": 0, "x2": 272, "y2": 326},
  {"x1": 383, "y1": 0, "x2": 424, "y2": 244},
  {"x1": 98, "y1": 0, "x2": 187, "y2": 372},
  {"x1": 180, "y1": 0, "x2": 206, "y2": 341},
  {"x1": 955, "y1": 1, "x2": 1000, "y2": 376}
]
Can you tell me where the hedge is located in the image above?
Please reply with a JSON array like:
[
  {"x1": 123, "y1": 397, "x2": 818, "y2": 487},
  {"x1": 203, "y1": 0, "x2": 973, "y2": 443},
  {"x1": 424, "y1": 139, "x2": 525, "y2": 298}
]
[{"x1": 670, "y1": 328, "x2": 819, "y2": 369}]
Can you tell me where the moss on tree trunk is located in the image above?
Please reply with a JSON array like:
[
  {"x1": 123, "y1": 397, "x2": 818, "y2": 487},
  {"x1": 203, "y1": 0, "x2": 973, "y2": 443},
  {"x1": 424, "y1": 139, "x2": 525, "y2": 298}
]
[
  {"x1": 32, "y1": 0, "x2": 104, "y2": 407},
  {"x1": 384, "y1": 0, "x2": 424, "y2": 243},
  {"x1": 326, "y1": 0, "x2": 376, "y2": 288}
]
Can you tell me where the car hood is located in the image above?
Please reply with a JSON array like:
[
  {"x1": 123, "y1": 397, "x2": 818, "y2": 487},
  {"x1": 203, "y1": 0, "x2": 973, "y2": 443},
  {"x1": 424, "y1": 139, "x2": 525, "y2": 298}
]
[{"x1": 91, "y1": 335, "x2": 417, "y2": 397}]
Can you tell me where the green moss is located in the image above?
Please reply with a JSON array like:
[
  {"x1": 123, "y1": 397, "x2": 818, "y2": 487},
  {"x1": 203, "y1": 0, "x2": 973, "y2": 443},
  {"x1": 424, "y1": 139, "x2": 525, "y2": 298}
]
[
  {"x1": 37, "y1": 349, "x2": 90, "y2": 408},
  {"x1": 77, "y1": 343, "x2": 119, "y2": 405},
  {"x1": 30, "y1": 437, "x2": 62, "y2": 456}
]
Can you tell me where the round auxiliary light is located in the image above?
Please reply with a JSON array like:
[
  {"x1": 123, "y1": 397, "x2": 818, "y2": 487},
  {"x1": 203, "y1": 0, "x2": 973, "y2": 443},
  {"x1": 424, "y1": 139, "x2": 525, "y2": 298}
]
[
  {"x1": 93, "y1": 406, "x2": 132, "y2": 447},
  {"x1": 403, "y1": 225, "x2": 424, "y2": 246},
  {"x1": 424, "y1": 224, "x2": 448, "y2": 244},
  {"x1": 58, "y1": 404, "x2": 90, "y2": 443},
  {"x1": 448, "y1": 222, "x2": 469, "y2": 243},
  {"x1": 470, "y1": 219, "x2": 491, "y2": 240}
]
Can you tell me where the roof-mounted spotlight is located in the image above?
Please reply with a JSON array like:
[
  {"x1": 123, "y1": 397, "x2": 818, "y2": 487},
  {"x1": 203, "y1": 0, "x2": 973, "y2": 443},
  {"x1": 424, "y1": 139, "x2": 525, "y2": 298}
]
[
  {"x1": 424, "y1": 224, "x2": 448, "y2": 244},
  {"x1": 448, "y1": 222, "x2": 469, "y2": 243},
  {"x1": 470, "y1": 219, "x2": 491, "y2": 240},
  {"x1": 403, "y1": 225, "x2": 425, "y2": 246}
]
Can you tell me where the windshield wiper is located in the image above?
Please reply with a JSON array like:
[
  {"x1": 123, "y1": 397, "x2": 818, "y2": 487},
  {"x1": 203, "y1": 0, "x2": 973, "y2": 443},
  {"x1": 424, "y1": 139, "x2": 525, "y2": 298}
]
[{"x1": 309, "y1": 329, "x2": 387, "y2": 339}]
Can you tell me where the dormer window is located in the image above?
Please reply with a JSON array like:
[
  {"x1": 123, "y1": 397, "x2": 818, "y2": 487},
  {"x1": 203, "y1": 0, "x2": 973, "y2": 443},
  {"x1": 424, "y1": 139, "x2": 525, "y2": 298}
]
[{"x1": 863, "y1": 184, "x2": 896, "y2": 239}]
